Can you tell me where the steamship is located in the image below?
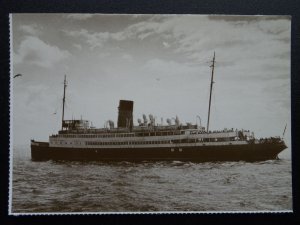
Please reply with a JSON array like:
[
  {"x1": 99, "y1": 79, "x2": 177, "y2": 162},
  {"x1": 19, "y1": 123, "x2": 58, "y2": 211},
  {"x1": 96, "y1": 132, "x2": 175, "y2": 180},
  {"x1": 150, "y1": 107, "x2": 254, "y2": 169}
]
[{"x1": 31, "y1": 53, "x2": 287, "y2": 162}]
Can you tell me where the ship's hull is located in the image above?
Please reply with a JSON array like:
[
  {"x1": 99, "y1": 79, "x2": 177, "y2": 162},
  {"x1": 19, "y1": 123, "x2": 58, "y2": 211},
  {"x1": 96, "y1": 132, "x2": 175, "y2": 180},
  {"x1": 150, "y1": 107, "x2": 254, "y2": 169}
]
[{"x1": 31, "y1": 141, "x2": 286, "y2": 162}]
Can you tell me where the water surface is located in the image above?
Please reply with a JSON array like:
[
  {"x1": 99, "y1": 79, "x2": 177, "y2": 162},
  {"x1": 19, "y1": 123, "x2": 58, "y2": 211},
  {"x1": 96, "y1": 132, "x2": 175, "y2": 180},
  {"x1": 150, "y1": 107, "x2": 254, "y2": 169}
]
[{"x1": 11, "y1": 147, "x2": 292, "y2": 213}]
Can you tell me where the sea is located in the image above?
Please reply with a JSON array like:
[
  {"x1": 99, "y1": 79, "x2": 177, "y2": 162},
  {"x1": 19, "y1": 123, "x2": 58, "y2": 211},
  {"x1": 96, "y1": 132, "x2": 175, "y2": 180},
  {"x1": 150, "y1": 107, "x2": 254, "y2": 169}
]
[{"x1": 10, "y1": 146, "x2": 292, "y2": 214}]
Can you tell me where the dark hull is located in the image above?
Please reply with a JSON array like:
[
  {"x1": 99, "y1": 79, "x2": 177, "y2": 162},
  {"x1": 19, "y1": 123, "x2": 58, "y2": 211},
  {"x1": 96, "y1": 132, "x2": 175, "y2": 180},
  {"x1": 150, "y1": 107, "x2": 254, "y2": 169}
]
[{"x1": 31, "y1": 142, "x2": 286, "y2": 162}]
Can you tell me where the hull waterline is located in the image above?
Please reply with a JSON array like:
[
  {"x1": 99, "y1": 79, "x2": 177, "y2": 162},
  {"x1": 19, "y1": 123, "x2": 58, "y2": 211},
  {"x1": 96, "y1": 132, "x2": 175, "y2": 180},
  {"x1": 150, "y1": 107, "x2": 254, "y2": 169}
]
[{"x1": 31, "y1": 141, "x2": 287, "y2": 162}]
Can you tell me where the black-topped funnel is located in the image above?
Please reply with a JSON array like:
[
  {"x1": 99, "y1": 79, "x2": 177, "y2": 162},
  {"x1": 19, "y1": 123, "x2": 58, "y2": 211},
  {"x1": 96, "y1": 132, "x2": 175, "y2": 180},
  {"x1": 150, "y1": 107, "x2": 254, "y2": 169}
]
[{"x1": 117, "y1": 100, "x2": 134, "y2": 129}]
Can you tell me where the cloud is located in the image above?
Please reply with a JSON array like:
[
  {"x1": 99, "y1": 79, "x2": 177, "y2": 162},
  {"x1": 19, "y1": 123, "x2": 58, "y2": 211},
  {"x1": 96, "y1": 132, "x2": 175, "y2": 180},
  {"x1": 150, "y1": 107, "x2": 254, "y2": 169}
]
[
  {"x1": 14, "y1": 36, "x2": 71, "y2": 68},
  {"x1": 64, "y1": 27, "x2": 132, "y2": 50},
  {"x1": 63, "y1": 16, "x2": 204, "y2": 49},
  {"x1": 119, "y1": 15, "x2": 290, "y2": 64},
  {"x1": 64, "y1": 29, "x2": 113, "y2": 49},
  {"x1": 19, "y1": 24, "x2": 41, "y2": 36},
  {"x1": 62, "y1": 16, "x2": 172, "y2": 49},
  {"x1": 65, "y1": 14, "x2": 94, "y2": 20},
  {"x1": 163, "y1": 41, "x2": 170, "y2": 48},
  {"x1": 62, "y1": 15, "x2": 290, "y2": 94},
  {"x1": 62, "y1": 15, "x2": 290, "y2": 87},
  {"x1": 141, "y1": 58, "x2": 203, "y2": 84},
  {"x1": 72, "y1": 43, "x2": 82, "y2": 50},
  {"x1": 121, "y1": 53, "x2": 133, "y2": 62},
  {"x1": 124, "y1": 21, "x2": 161, "y2": 40},
  {"x1": 11, "y1": 14, "x2": 292, "y2": 148},
  {"x1": 207, "y1": 15, "x2": 290, "y2": 22},
  {"x1": 257, "y1": 19, "x2": 291, "y2": 37}
]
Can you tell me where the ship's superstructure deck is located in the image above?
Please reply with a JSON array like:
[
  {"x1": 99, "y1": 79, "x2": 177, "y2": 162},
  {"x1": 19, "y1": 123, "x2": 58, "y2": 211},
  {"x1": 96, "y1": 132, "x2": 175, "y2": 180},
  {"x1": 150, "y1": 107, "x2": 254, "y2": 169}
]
[{"x1": 49, "y1": 118, "x2": 255, "y2": 149}]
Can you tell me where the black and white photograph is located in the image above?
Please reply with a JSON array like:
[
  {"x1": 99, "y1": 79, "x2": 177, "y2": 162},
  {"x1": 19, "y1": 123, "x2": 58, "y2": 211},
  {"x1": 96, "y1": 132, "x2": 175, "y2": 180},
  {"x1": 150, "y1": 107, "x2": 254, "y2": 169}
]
[{"x1": 10, "y1": 13, "x2": 292, "y2": 214}]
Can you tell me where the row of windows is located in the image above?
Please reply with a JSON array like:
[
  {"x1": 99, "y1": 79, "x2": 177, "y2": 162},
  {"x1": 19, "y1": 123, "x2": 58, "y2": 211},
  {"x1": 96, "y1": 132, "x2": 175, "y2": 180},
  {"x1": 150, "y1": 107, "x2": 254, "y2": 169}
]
[
  {"x1": 52, "y1": 141, "x2": 82, "y2": 145},
  {"x1": 86, "y1": 140, "x2": 172, "y2": 145},
  {"x1": 136, "y1": 131, "x2": 183, "y2": 136},
  {"x1": 51, "y1": 138, "x2": 238, "y2": 146},
  {"x1": 52, "y1": 131, "x2": 187, "y2": 139},
  {"x1": 52, "y1": 133, "x2": 135, "y2": 138}
]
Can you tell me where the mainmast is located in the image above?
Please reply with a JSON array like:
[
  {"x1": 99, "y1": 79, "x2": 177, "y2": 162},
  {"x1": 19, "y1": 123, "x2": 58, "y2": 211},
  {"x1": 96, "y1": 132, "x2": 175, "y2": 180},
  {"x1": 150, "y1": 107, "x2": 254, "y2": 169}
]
[
  {"x1": 62, "y1": 75, "x2": 67, "y2": 130},
  {"x1": 206, "y1": 52, "x2": 215, "y2": 133}
]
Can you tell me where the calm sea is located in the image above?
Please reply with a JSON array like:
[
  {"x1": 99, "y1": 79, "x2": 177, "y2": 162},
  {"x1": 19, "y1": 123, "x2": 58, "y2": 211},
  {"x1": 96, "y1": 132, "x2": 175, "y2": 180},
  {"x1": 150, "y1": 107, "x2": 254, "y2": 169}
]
[{"x1": 11, "y1": 146, "x2": 292, "y2": 213}]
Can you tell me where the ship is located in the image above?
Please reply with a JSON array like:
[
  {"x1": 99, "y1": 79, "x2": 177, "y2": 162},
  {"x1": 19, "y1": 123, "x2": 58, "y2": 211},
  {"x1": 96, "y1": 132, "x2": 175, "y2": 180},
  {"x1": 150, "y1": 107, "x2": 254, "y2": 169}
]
[{"x1": 31, "y1": 53, "x2": 287, "y2": 162}]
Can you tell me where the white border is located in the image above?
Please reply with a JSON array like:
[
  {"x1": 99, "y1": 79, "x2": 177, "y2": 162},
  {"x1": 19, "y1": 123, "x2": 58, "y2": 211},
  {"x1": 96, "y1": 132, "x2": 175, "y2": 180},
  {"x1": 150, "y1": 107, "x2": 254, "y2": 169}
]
[
  {"x1": 8, "y1": 13, "x2": 293, "y2": 216},
  {"x1": 9, "y1": 13, "x2": 14, "y2": 215},
  {"x1": 10, "y1": 210, "x2": 293, "y2": 216}
]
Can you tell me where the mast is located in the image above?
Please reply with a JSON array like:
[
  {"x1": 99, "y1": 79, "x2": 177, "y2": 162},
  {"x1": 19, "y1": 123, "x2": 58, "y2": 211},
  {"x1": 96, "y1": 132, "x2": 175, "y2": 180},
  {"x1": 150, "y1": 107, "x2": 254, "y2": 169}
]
[
  {"x1": 206, "y1": 52, "x2": 215, "y2": 133},
  {"x1": 62, "y1": 75, "x2": 67, "y2": 130}
]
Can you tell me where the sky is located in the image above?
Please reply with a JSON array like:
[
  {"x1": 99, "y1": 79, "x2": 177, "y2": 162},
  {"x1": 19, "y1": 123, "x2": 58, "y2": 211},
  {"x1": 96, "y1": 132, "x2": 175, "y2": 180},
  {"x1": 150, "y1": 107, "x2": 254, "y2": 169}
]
[{"x1": 11, "y1": 14, "x2": 291, "y2": 157}]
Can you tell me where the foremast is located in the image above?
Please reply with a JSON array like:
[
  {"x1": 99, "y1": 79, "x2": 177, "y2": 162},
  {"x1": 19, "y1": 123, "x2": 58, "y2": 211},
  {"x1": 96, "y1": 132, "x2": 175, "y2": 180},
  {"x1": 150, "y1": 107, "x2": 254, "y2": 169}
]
[
  {"x1": 62, "y1": 75, "x2": 67, "y2": 130},
  {"x1": 206, "y1": 52, "x2": 215, "y2": 132}
]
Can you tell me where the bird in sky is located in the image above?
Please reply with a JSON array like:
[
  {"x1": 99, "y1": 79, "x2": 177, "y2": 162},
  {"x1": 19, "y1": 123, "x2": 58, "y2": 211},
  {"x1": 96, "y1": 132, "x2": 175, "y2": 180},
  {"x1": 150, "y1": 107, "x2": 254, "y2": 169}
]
[{"x1": 13, "y1": 74, "x2": 22, "y2": 78}]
